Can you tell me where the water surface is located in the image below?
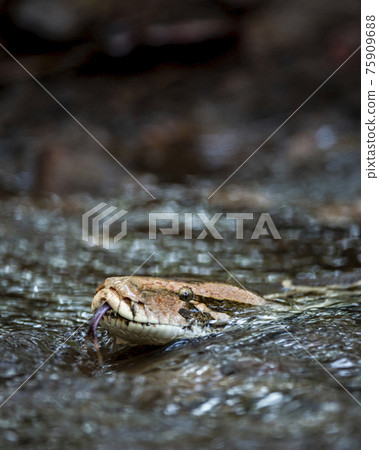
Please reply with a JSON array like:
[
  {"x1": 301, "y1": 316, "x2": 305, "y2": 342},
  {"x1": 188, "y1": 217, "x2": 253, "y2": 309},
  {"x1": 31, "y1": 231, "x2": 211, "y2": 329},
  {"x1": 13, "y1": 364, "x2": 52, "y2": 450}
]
[{"x1": 0, "y1": 187, "x2": 360, "y2": 449}]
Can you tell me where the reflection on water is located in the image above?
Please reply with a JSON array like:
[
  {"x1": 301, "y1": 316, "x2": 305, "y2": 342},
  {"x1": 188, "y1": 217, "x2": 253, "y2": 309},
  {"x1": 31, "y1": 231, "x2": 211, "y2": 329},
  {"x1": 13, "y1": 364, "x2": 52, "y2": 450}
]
[{"x1": 0, "y1": 186, "x2": 360, "y2": 449}]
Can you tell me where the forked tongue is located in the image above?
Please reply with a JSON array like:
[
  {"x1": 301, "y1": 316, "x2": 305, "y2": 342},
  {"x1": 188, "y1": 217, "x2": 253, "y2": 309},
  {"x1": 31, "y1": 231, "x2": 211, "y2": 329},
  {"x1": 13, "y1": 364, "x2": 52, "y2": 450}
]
[{"x1": 86, "y1": 302, "x2": 111, "y2": 362}]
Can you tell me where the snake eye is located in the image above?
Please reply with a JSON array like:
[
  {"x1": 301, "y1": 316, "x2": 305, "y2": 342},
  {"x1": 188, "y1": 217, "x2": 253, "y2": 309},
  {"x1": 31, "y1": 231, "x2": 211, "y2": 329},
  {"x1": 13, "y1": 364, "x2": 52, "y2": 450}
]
[{"x1": 178, "y1": 287, "x2": 194, "y2": 301}]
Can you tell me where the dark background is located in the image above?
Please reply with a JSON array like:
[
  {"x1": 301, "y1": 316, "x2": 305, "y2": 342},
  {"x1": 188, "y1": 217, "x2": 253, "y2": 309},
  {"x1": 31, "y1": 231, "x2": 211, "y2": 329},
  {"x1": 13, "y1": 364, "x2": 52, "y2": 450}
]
[{"x1": 0, "y1": 0, "x2": 360, "y2": 202}]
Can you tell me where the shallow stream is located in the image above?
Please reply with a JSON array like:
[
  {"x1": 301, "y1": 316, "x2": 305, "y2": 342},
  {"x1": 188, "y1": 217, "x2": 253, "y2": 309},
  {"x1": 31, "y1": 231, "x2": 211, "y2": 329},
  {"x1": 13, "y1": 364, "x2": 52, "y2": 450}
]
[{"x1": 0, "y1": 183, "x2": 360, "y2": 449}]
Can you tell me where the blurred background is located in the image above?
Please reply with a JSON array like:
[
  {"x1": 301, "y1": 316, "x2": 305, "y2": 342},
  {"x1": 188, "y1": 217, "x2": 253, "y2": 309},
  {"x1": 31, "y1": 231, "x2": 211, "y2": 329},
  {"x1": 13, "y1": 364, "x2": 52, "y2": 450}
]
[{"x1": 0, "y1": 0, "x2": 360, "y2": 200}]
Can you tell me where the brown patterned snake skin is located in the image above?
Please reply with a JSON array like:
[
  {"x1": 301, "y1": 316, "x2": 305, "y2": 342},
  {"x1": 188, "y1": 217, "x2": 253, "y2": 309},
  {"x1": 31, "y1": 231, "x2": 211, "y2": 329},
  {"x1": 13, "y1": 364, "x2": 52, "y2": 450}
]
[{"x1": 88, "y1": 276, "x2": 269, "y2": 347}]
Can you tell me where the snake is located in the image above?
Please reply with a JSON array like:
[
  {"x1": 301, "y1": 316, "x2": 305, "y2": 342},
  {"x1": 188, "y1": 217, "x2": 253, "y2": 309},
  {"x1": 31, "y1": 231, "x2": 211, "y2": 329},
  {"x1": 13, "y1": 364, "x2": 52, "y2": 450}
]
[{"x1": 86, "y1": 276, "x2": 270, "y2": 349}]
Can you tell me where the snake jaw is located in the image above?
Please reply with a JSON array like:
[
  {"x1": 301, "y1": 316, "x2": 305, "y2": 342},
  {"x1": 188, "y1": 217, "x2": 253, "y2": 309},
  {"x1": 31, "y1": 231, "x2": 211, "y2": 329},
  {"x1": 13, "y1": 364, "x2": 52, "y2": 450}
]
[
  {"x1": 92, "y1": 286, "x2": 156, "y2": 325},
  {"x1": 90, "y1": 283, "x2": 206, "y2": 346}
]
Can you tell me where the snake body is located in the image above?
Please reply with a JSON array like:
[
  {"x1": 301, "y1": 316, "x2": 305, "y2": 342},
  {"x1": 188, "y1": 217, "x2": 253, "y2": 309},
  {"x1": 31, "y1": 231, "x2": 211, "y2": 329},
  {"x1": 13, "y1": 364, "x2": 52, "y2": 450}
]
[{"x1": 89, "y1": 276, "x2": 267, "y2": 346}]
